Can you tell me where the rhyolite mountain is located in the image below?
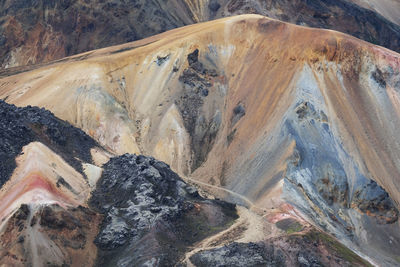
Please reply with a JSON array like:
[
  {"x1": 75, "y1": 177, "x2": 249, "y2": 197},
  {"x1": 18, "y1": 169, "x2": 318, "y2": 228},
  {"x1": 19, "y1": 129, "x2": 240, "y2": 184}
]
[
  {"x1": 0, "y1": 100, "x2": 371, "y2": 266},
  {"x1": 0, "y1": 0, "x2": 400, "y2": 69},
  {"x1": 1, "y1": 14, "x2": 400, "y2": 266}
]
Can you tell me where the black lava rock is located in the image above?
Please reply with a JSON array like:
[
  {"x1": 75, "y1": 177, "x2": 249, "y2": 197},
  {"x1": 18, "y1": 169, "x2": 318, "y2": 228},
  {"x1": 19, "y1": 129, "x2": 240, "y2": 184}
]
[
  {"x1": 90, "y1": 154, "x2": 237, "y2": 266},
  {"x1": 352, "y1": 180, "x2": 399, "y2": 224},
  {"x1": 90, "y1": 154, "x2": 197, "y2": 250},
  {"x1": 0, "y1": 100, "x2": 98, "y2": 188},
  {"x1": 177, "y1": 49, "x2": 222, "y2": 171},
  {"x1": 190, "y1": 242, "x2": 285, "y2": 267},
  {"x1": 209, "y1": 1, "x2": 221, "y2": 12},
  {"x1": 187, "y1": 49, "x2": 199, "y2": 66},
  {"x1": 231, "y1": 103, "x2": 246, "y2": 125}
]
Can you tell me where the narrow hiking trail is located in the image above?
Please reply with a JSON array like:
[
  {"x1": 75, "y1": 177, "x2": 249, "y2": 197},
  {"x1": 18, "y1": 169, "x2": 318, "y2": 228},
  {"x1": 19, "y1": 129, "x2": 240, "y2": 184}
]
[
  {"x1": 181, "y1": 206, "x2": 279, "y2": 266},
  {"x1": 183, "y1": 176, "x2": 260, "y2": 211}
]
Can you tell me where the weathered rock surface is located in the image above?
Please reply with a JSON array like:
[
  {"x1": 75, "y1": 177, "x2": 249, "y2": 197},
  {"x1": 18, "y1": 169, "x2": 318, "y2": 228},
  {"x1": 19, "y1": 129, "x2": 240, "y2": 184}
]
[
  {"x1": 0, "y1": 203, "x2": 101, "y2": 266},
  {"x1": 190, "y1": 230, "x2": 372, "y2": 267},
  {"x1": 0, "y1": 100, "x2": 103, "y2": 266},
  {"x1": 177, "y1": 49, "x2": 222, "y2": 171},
  {"x1": 190, "y1": 242, "x2": 285, "y2": 266},
  {"x1": 0, "y1": 100, "x2": 97, "y2": 187},
  {"x1": 1, "y1": 14, "x2": 400, "y2": 265},
  {"x1": 90, "y1": 154, "x2": 238, "y2": 266},
  {"x1": 352, "y1": 180, "x2": 399, "y2": 224},
  {"x1": 0, "y1": 100, "x2": 241, "y2": 267},
  {"x1": 286, "y1": 101, "x2": 399, "y2": 227},
  {"x1": 284, "y1": 98, "x2": 400, "y2": 265}
]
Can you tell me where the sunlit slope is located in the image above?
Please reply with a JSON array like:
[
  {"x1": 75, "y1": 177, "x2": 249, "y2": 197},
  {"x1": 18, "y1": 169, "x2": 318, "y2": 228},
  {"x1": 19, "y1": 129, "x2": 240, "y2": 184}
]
[
  {"x1": 0, "y1": 101, "x2": 108, "y2": 266},
  {"x1": 1, "y1": 0, "x2": 400, "y2": 69},
  {"x1": 1, "y1": 14, "x2": 400, "y2": 264}
]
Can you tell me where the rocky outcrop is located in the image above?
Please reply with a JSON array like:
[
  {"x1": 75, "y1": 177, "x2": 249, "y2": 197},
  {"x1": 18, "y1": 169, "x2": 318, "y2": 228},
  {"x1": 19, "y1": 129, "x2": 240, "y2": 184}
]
[
  {"x1": 90, "y1": 154, "x2": 238, "y2": 266},
  {"x1": 286, "y1": 101, "x2": 399, "y2": 225},
  {"x1": 284, "y1": 98, "x2": 400, "y2": 265},
  {"x1": 177, "y1": 49, "x2": 223, "y2": 171},
  {"x1": 352, "y1": 180, "x2": 399, "y2": 224},
  {"x1": 190, "y1": 242, "x2": 285, "y2": 266},
  {"x1": 0, "y1": 100, "x2": 241, "y2": 267},
  {"x1": 1, "y1": 15, "x2": 400, "y2": 265},
  {"x1": 0, "y1": 100, "x2": 98, "y2": 186},
  {"x1": 190, "y1": 230, "x2": 372, "y2": 267},
  {"x1": 0, "y1": 100, "x2": 103, "y2": 266},
  {"x1": 0, "y1": 203, "x2": 101, "y2": 266}
]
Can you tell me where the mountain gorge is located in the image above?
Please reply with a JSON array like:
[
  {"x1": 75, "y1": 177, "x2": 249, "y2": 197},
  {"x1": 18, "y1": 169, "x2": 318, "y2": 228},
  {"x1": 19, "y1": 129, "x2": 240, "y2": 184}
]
[{"x1": 0, "y1": 1, "x2": 400, "y2": 267}]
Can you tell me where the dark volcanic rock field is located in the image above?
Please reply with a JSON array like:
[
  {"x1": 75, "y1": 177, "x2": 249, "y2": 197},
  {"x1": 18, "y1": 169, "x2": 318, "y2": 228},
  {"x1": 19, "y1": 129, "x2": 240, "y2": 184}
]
[
  {"x1": 190, "y1": 230, "x2": 373, "y2": 267},
  {"x1": 90, "y1": 153, "x2": 238, "y2": 266},
  {"x1": 0, "y1": 100, "x2": 97, "y2": 186}
]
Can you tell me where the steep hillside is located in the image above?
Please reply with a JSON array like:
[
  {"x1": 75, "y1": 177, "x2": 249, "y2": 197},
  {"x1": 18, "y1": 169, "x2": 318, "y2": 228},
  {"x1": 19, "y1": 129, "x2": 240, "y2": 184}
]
[
  {"x1": 0, "y1": 0, "x2": 399, "y2": 68},
  {"x1": 1, "y1": 15, "x2": 399, "y2": 265},
  {"x1": 350, "y1": 0, "x2": 400, "y2": 25},
  {"x1": 215, "y1": 0, "x2": 400, "y2": 51},
  {"x1": 0, "y1": 100, "x2": 105, "y2": 266},
  {"x1": 0, "y1": 100, "x2": 371, "y2": 266},
  {"x1": 0, "y1": 0, "x2": 197, "y2": 68}
]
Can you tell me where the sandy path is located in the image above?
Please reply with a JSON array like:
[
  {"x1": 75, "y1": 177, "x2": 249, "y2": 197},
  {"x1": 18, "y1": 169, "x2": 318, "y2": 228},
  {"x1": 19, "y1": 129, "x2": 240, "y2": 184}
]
[
  {"x1": 181, "y1": 206, "x2": 278, "y2": 266},
  {"x1": 183, "y1": 176, "x2": 265, "y2": 214}
]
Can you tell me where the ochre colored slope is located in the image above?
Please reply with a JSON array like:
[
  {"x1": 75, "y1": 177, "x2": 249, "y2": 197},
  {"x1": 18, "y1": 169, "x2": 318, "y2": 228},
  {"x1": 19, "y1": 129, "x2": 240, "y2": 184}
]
[
  {"x1": 1, "y1": 0, "x2": 400, "y2": 68},
  {"x1": 0, "y1": 14, "x2": 398, "y2": 199},
  {"x1": 1, "y1": 15, "x2": 400, "y2": 265}
]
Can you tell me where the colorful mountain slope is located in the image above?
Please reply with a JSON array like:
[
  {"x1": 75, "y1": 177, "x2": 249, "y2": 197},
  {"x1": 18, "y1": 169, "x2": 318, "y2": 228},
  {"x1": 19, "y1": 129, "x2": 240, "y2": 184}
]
[
  {"x1": 0, "y1": 0, "x2": 399, "y2": 68},
  {"x1": 1, "y1": 15, "x2": 399, "y2": 265}
]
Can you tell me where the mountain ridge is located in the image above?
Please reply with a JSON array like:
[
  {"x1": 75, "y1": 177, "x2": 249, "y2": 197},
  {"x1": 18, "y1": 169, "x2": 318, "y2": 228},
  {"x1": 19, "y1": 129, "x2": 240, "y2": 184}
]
[
  {"x1": 0, "y1": 98, "x2": 373, "y2": 266},
  {"x1": 1, "y1": 14, "x2": 400, "y2": 265},
  {"x1": 0, "y1": 0, "x2": 399, "y2": 68}
]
